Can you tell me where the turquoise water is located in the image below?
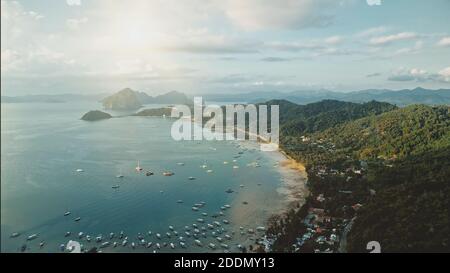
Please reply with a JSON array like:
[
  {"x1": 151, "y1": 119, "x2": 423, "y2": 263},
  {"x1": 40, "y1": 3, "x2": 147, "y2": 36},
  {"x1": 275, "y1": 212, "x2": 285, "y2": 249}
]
[{"x1": 1, "y1": 102, "x2": 284, "y2": 253}]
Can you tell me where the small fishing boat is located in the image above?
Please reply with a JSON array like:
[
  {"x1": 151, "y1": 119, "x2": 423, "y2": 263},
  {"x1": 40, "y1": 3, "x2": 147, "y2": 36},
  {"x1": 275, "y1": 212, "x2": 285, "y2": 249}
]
[
  {"x1": 180, "y1": 242, "x2": 186, "y2": 248},
  {"x1": 76, "y1": 169, "x2": 84, "y2": 173},
  {"x1": 116, "y1": 169, "x2": 124, "y2": 178},
  {"x1": 176, "y1": 200, "x2": 183, "y2": 203},
  {"x1": 95, "y1": 235, "x2": 103, "y2": 242},
  {"x1": 197, "y1": 218, "x2": 204, "y2": 223},
  {"x1": 223, "y1": 161, "x2": 229, "y2": 164},
  {"x1": 169, "y1": 226, "x2": 174, "y2": 231},
  {"x1": 78, "y1": 232, "x2": 84, "y2": 238},
  {"x1": 166, "y1": 232, "x2": 171, "y2": 238},
  {"x1": 113, "y1": 242, "x2": 118, "y2": 247},
  {"x1": 112, "y1": 185, "x2": 120, "y2": 189},
  {"x1": 170, "y1": 243, "x2": 175, "y2": 249},
  {"x1": 177, "y1": 162, "x2": 185, "y2": 166},
  {"x1": 222, "y1": 219, "x2": 230, "y2": 224},
  {"x1": 185, "y1": 232, "x2": 191, "y2": 237},
  {"x1": 10, "y1": 232, "x2": 20, "y2": 238},
  {"x1": 122, "y1": 240, "x2": 128, "y2": 246},
  {"x1": 146, "y1": 242, "x2": 153, "y2": 248},
  {"x1": 131, "y1": 242, "x2": 136, "y2": 249},
  {"x1": 188, "y1": 176, "x2": 196, "y2": 180},
  {"x1": 146, "y1": 171, "x2": 154, "y2": 176},
  {"x1": 206, "y1": 169, "x2": 213, "y2": 173},
  {"x1": 39, "y1": 241, "x2": 45, "y2": 248},
  {"x1": 86, "y1": 235, "x2": 91, "y2": 242},
  {"x1": 156, "y1": 233, "x2": 161, "y2": 239},
  {"x1": 65, "y1": 231, "x2": 71, "y2": 237},
  {"x1": 156, "y1": 243, "x2": 161, "y2": 249},
  {"x1": 208, "y1": 243, "x2": 216, "y2": 249},
  {"x1": 100, "y1": 242, "x2": 110, "y2": 248},
  {"x1": 256, "y1": 226, "x2": 266, "y2": 232},
  {"x1": 224, "y1": 204, "x2": 231, "y2": 209},
  {"x1": 192, "y1": 206, "x2": 199, "y2": 211},
  {"x1": 27, "y1": 234, "x2": 38, "y2": 241},
  {"x1": 109, "y1": 232, "x2": 114, "y2": 239},
  {"x1": 233, "y1": 165, "x2": 239, "y2": 169},
  {"x1": 74, "y1": 217, "x2": 81, "y2": 222},
  {"x1": 220, "y1": 243, "x2": 229, "y2": 249},
  {"x1": 225, "y1": 189, "x2": 234, "y2": 193},
  {"x1": 163, "y1": 171, "x2": 174, "y2": 176},
  {"x1": 216, "y1": 237, "x2": 223, "y2": 242},
  {"x1": 225, "y1": 234, "x2": 232, "y2": 240},
  {"x1": 64, "y1": 211, "x2": 71, "y2": 216},
  {"x1": 201, "y1": 212, "x2": 208, "y2": 216},
  {"x1": 194, "y1": 240, "x2": 202, "y2": 246}
]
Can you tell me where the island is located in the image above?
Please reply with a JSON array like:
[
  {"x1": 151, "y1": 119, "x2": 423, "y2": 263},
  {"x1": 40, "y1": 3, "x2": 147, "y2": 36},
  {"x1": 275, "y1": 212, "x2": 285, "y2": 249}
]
[{"x1": 81, "y1": 110, "x2": 112, "y2": 121}]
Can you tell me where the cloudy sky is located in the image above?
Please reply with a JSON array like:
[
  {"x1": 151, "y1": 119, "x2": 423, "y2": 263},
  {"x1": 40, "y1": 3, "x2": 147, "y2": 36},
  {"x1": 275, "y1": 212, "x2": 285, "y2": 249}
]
[{"x1": 1, "y1": 0, "x2": 450, "y2": 96}]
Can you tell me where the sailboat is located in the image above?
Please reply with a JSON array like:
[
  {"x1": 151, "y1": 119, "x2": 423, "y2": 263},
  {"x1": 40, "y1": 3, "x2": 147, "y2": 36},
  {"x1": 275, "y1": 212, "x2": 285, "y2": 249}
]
[
  {"x1": 135, "y1": 161, "x2": 143, "y2": 171},
  {"x1": 116, "y1": 168, "x2": 124, "y2": 178}
]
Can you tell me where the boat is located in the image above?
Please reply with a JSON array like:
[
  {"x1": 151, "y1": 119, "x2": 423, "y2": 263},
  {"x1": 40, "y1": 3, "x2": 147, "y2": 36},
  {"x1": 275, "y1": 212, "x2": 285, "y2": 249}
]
[
  {"x1": 86, "y1": 235, "x2": 91, "y2": 242},
  {"x1": 201, "y1": 212, "x2": 208, "y2": 216},
  {"x1": 116, "y1": 168, "x2": 124, "y2": 178},
  {"x1": 200, "y1": 164, "x2": 207, "y2": 169},
  {"x1": 119, "y1": 231, "x2": 124, "y2": 239},
  {"x1": 146, "y1": 171, "x2": 154, "y2": 176},
  {"x1": 156, "y1": 233, "x2": 161, "y2": 239},
  {"x1": 194, "y1": 240, "x2": 202, "y2": 246},
  {"x1": 239, "y1": 184, "x2": 244, "y2": 188},
  {"x1": 78, "y1": 232, "x2": 84, "y2": 238},
  {"x1": 122, "y1": 240, "x2": 128, "y2": 246},
  {"x1": 100, "y1": 242, "x2": 110, "y2": 248},
  {"x1": 146, "y1": 242, "x2": 153, "y2": 248},
  {"x1": 225, "y1": 234, "x2": 232, "y2": 240},
  {"x1": 170, "y1": 243, "x2": 175, "y2": 249},
  {"x1": 166, "y1": 232, "x2": 171, "y2": 238},
  {"x1": 206, "y1": 169, "x2": 213, "y2": 173},
  {"x1": 27, "y1": 234, "x2": 38, "y2": 241},
  {"x1": 74, "y1": 217, "x2": 81, "y2": 222},
  {"x1": 163, "y1": 171, "x2": 174, "y2": 176},
  {"x1": 131, "y1": 242, "x2": 135, "y2": 249},
  {"x1": 185, "y1": 231, "x2": 191, "y2": 237},
  {"x1": 197, "y1": 218, "x2": 204, "y2": 223},
  {"x1": 95, "y1": 235, "x2": 103, "y2": 242},
  {"x1": 216, "y1": 237, "x2": 223, "y2": 242},
  {"x1": 112, "y1": 185, "x2": 120, "y2": 189},
  {"x1": 64, "y1": 211, "x2": 71, "y2": 216},
  {"x1": 220, "y1": 243, "x2": 229, "y2": 249},
  {"x1": 113, "y1": 242, "x2": 118, "y2": 248},
  {"x1": 76, "y1": 169, "x2": 84, "y2": 173},
  {"x1": 188, "y1": 176, "x2": 196, "y2": 180},
  {"x1": 156, "y1": 243, "x2": 161, "y2": 249},
  {"x1": 65, "y1": 231, "x2": 71, "y2": 237},
  {"x1": 233, "y1": 165, "x2": 239, "y2": 169},
  {"x1": 224, "y1": 204, "x2": 231, "y2": 208},
  {"x1": 109, "y1": 232, "x2": 114, "y2": 239},
  {"x1": 135, "y1": 161, "x2": 143, "y2": 171},
  {"x1": 225, "y1": 189, "x2": 234, "y2": 193},
  {"x1": 10, "y1": 232, "x2": 20, "y2": 238},
  {"x1": 39, "y1": 241, "x2": 45, "y2": 248},
  {"x1": 223, "y1": 161, "x2": 229, "y2": 164},
  {"x1": 256, "y1": 226, "x2": 266, "y2": 232},
  {"x1": 169, "y1": 226, "x2": 174, "y2": 231},
  {"x1": 177, "y1": 162, "x2": 185, "y2": 166},
  {"x1": 222, "y1": 219, "x2": 230, "y2": 224},
  {"x1": 192, "y1": 206, "x2": 199, "y2": 211},
  {"x1": 176, "y1": 200, "x2": 183, "y2": 203},
  {"x1": 208, "y1": 243, "x2": 216, "y2": 249},
  {"x1": 148, "y1": 231, "x2": 152, "y2": 236},
  {"x1": 180, "y1": 242, "x2": 186, "y2": 248}
]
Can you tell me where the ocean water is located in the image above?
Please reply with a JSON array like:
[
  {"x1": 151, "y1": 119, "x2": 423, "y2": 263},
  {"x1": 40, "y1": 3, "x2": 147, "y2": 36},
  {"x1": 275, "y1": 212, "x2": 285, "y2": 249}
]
[{"x1": 1, "y1": 102, "x2": 285, "y2": 253}]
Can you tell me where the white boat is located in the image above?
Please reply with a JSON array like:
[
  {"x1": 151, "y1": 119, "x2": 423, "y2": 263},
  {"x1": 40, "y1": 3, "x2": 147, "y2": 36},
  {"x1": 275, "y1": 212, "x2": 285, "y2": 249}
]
[
  {"x1": 180, "y1": 242, "x2": 186, "y2": 248},
  {"x1": 166, "y1": 232, "x2": 171, "y2": 238},
  {"x1": 112, "y1": 185, "x2": 120, "y2": 189},
  {"x1": 188, "y1": 177, "x2": 196, "y2": 180},
  {"x1": 192, "y1": 206, "x2": 199, "y2": 211},
  {"x1": 223, "y1": 161, "x2": 229, "y2": 164},
  {"x1": 131, "y1": 242, "x2": 135, "y2": 249},
  {"x1": 109, "y1": 232, "x2": 114, "y2": 239},
  {"x1": 100, "y1": 242, "x2": 110, "y2": 248},
  {"x1": 225, "y1": 234, "x2": 232, "y2": 240},
  {"x1": 156, "y1": 233, "x2": 161, "y2": 239},
  {"x1": 216, "y1": 237, "x2": 223, "y2": 242},
  {"x1": 208, "y1": 243, "x2": 216, "y2": 249},
  {"x1": 146, "y1": 242, "x2": 153, "y2": 248},
  {"x1": 27, "y1": 234, "x2": 38, "y2": 241},
  {"x1": 122, "y1": 240, "x2": 128, "y2": 246},
  {"x1": 170, "y1": 243, "x2": 175, "y2": 249},
  {"x1": 65, "y1": 231, "x2": 71, "y2": 237},
  {"x1": 86, "y1": 235, "x2": 92, "y2": 242},
  {"x1": 10, "y1": 232, "x2": 20, "y2": 238},
  {"x1": 156, "y1": 243, "x2": 161, "y2": 249},
  {"x1": 169, "y1": 226, "x2": 174, "y2": 231},
  {"x1": 194, "y1": 240, "x2": 202, "y2": 246},
  {"x1": 64, "y1": 211, "x2": 71, "y2": 216},
  {"x1": 76, "y1": 169, "x2": 84, "y2": 173},
  {"x1": 233, "y1": 165, "x2": 239, "y2": 169},
  {"x1": 163, "y1": 171, "x2": 174, "y2": 176},
  {"x1": 177, "y1": 162, "x2": 185, "y2": 166},
  {"x1": 176, "y1": 200, "x2": 183, "y2": 203},
  {"x1": 78, "y1": 232, "x2": 84, "y2": 238},
  {"x1": 135, "y1": 161, "x2": 143, "y2": 171},
  {"x1": 74, "y1": 217, "x2": 81, "y2": 222},
  {"x1": 220, "y1": 243, "x2": 229, "y2": 249},
  {"x1": 39, "y1": 241, "x2": 45, "y2": 248},
  {"x1": 206, "y1": 169, "x2": 213, "y2": 173}
]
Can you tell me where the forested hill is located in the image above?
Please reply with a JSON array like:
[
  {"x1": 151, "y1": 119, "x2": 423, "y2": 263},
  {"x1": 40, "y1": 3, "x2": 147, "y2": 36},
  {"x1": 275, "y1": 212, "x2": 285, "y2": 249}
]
[
  {"x1": 316, "y1": 104, "x2": 450, "y2": 160},
  {"x1": 263, "y1": 99, "x2": 397, "y2": 136},
  {"x1": 269, "y1": 101, "x2": 449, "y2": 253}
]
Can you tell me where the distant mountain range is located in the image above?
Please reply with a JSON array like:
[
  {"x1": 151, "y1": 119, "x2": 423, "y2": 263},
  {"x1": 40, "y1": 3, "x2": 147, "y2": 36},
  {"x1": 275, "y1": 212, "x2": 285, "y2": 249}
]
[
  {"x1": 203, "y1": 87, "x2": 450, "y2": 106},
  {"x1": 2, "y1": 87, "x2": 449, "y2": 107},
  {"x1": 101, "y1": 88, "x2": 193, "y2": 110}
]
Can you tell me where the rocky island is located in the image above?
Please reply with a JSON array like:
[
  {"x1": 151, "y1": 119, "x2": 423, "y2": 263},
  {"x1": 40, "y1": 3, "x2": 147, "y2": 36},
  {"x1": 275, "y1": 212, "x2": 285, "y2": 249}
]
[
  {"x1": 81, "y1": 110, "x2": 112, "y2": 121},
  {"x1": 101, "y1": 88, "x2": 193, "y2": 110}
]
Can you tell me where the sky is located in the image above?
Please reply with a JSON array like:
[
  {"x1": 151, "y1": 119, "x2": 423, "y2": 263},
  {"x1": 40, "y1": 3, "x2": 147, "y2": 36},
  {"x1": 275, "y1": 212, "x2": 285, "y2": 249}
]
[{"x1": 1, "y1": 0, "x2": 450, "y2": 96}]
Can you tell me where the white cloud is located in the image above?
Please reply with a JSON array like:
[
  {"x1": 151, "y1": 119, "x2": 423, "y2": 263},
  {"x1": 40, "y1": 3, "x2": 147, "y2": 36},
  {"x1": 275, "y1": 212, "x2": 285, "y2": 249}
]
[
  {"x1": 356, "y1": 26, "x2": 387, "y2": 38},
  {"x1": 370, "y1": 32, "x2": 418, "y2": 46},
  {"x1": 66, "y1": 0, "x2": 81, "y2": 6},
  {"x1": 437, "y1": 37, "x2": 450, "y2": 47},
  {"x1": 438, "y1": 67, "x2": 450, "y2": 82},
  {"x1": 222, "y1": 0, "x2": 340, "y2": 30},
  {"x1": 66, "y1": 17, "x2": 88, "y2": 30},
  {"x1": 388, "y1": 67, "x2": 450, "y2": 83},
  {"x1": 325, "y1": 35, "x2": 343, "y2": 45}
]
